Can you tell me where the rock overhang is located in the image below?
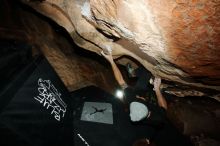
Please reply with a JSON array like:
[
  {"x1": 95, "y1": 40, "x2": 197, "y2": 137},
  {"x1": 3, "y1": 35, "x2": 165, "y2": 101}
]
[{"x1": 20, "y1": 0, "x2": 220, "y2": 101}]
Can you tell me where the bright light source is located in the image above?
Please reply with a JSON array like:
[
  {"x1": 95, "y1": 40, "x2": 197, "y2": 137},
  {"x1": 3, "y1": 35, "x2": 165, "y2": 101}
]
[{"x1": 115, "y1": 89, "x2": 124, "y2": 99}]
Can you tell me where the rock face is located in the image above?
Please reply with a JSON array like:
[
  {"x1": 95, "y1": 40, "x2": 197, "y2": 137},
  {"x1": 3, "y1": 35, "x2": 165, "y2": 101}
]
[
  {"x1": 0, "y1": 0, "x2": 118, "y2": 93},
  {"x1": 167, "y1": 97, "x2": 220, "y2": 138},
  {"x1": 21, "y1": 0, "x2": 220, "y2": 100}
]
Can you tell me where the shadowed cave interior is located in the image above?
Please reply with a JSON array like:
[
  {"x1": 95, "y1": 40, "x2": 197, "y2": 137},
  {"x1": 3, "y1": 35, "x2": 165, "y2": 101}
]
[{"x1": 0, "y1": 0, "x2": 219, "y2": 146}]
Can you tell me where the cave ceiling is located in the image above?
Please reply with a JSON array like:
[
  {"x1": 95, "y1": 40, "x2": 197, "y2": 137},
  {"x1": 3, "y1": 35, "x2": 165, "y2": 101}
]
[{"x1": 21, "y1": 0, "x2": 220, "y2": 101}]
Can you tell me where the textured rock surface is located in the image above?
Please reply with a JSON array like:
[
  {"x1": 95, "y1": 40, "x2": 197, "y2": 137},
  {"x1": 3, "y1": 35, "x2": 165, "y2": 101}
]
[
  {"x1": 167, "y1": 97, "x2": 220, "y2": 145},
  {"x1": 167, "y1": 97, "x2": 220, "y2": 138},
  {"x1": 21, "y1": 0, "x2": 220, "y2": 100},
  {"x1": 0, "y1": 0, "x2": 118, "y2": 93}
]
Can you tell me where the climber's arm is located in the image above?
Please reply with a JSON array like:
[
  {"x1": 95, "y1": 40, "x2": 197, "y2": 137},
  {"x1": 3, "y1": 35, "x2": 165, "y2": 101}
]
[
  {"x1": 154, "y1": 77, "x2": 167, "y2": 110},
  {"x1": 101, "y1": 51, "x2": 127, "y2": 88}
]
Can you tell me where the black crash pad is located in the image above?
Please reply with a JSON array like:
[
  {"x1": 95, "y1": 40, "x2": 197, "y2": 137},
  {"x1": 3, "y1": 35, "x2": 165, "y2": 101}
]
[{"x1": 0, "y1": 56, "x2": 73, "y2": 146}]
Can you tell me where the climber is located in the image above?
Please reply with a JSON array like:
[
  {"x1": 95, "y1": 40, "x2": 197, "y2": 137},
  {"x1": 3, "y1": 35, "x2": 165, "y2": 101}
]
[
  {"x1": 100, "y1": 50, "x2": 194, "y2": 146},
  {"x1": 100, "y1": 50, "x2": 167, "y2": 109},
  {"x1": 101, "y1": 50, "x2": 167, "y2": 129}
]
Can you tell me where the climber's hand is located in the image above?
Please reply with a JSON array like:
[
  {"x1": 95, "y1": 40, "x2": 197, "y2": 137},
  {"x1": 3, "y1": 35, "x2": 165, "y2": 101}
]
[{"x1": 153, "y1": 77, "x2": 161, "y2": 91}]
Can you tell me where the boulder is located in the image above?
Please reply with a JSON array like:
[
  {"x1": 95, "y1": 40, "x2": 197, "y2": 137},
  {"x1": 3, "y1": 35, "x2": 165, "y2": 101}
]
[{"x1": 20, "y1": 0, "x2": 220, "y2": 100}]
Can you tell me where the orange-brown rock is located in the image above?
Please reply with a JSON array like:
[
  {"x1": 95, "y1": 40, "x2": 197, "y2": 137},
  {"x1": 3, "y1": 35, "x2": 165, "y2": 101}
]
[{"x1": 20, "y1": 0, "x2": 220, "y2": 100}]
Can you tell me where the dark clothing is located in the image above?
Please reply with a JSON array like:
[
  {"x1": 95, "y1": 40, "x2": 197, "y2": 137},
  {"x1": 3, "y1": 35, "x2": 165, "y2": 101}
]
[
  {"x1": 124, "y1": 68, "x2": 166, "y2": 129},
  {"x1": 133, "y1": 67, "x2": 152, "y2": 91},
  {"x1": 132, "y1": 67, "x2": 156, "y2": 102},
  {"x1": 124, "y1": 87, "x2": 193, "y2": 146},
  {"x1": 124, "y1": 87, "x2": 167, "y2": 129}
]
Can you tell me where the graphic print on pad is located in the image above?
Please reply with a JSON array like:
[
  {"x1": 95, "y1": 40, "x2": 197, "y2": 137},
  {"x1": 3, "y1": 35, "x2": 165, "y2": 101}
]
[
  {"x1": 34, "y1": 78, "x2": 67, "y2": 121},
  {"x1": 81, "y1": 102, "x2": 113, "y2": 124}
]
